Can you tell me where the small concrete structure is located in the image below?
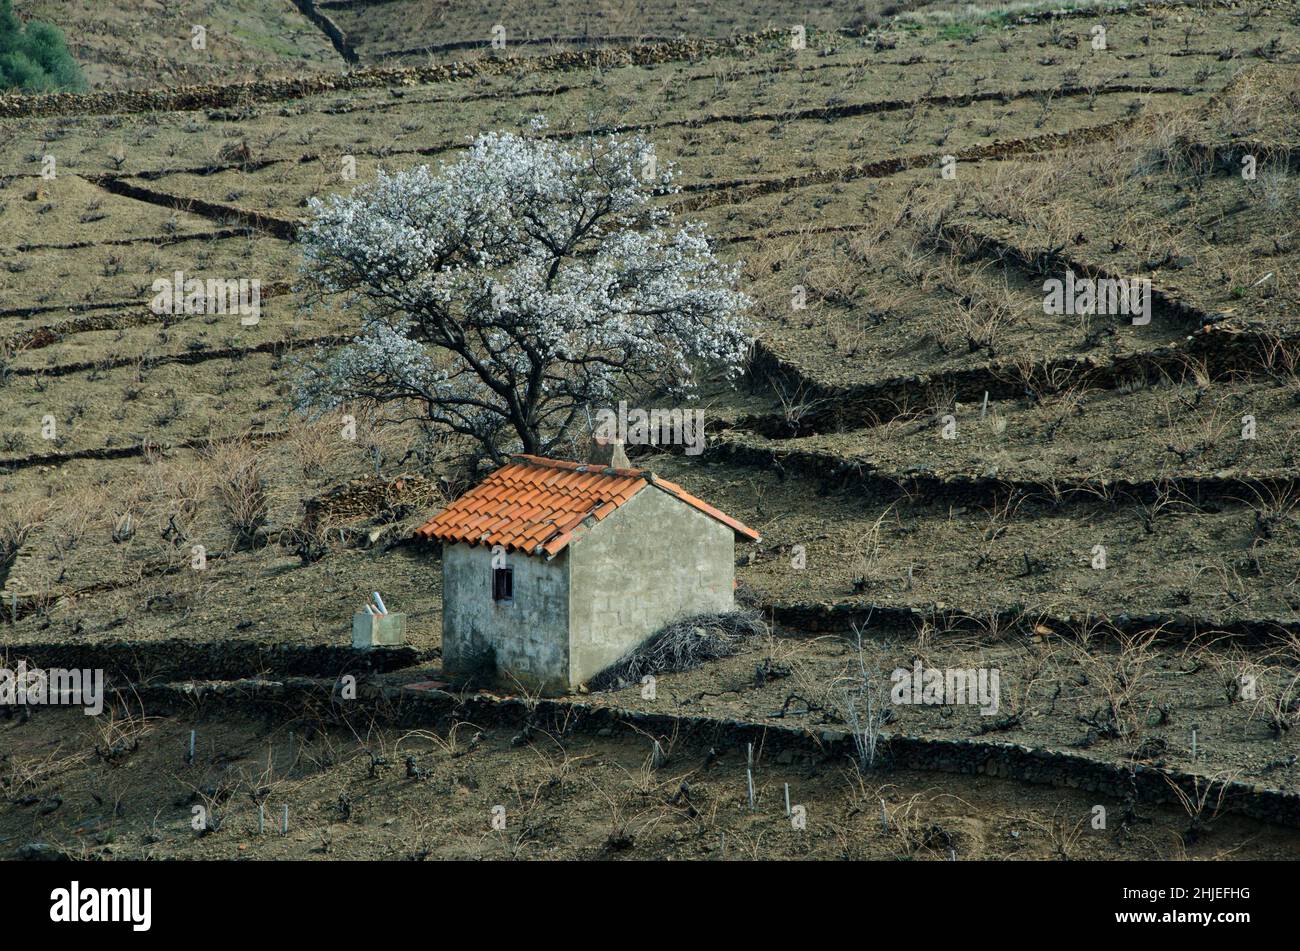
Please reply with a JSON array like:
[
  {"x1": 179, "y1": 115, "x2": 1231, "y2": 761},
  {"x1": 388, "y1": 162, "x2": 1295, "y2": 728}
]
[
  {"x1": 415, "y1": 449, "x2": 760, "y2": 694},
  {"x1": 352, "y1": 611, "x2": 406, "y2": 648}
]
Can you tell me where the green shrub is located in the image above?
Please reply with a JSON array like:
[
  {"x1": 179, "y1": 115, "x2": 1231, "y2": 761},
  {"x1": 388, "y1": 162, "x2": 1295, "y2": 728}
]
[{"x1": 0, "y1": 0, "x2": 85, "y2": 92}]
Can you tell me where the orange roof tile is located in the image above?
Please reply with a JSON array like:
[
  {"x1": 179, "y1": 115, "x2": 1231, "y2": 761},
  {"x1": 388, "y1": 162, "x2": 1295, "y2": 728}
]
[{"x1": 413, "y1": 455, "x2": 761, "y2": 557}]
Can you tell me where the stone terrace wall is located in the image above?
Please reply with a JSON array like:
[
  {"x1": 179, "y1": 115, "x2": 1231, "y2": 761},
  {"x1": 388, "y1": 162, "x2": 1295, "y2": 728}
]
[
  {"x1": 0, "y1": 31, "x2": 788, "y2": 119},
  {"x1": 124, "y1": 676, "x2": 1300, "y2": 830}
]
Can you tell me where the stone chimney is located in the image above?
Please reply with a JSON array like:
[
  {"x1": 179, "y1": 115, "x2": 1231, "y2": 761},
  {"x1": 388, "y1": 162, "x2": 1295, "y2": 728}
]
[{"x1": 588, "y1": 436, "x2": 631, "y2": 469}]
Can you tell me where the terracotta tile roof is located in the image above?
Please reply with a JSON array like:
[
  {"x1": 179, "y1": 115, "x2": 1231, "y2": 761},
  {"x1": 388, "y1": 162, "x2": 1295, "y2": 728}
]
[{"x1": 414, "y1": 454, "x2": 760, "y2": 557}]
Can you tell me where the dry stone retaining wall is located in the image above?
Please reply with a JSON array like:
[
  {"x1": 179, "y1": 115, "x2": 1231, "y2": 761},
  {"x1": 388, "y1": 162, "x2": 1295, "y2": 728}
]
[
  {"x1": 121, "y1": 675, "x2": 1300, "y2": 829},
  {"x1": 0, "y1": 31, "x2": 788, "y2": 119}
]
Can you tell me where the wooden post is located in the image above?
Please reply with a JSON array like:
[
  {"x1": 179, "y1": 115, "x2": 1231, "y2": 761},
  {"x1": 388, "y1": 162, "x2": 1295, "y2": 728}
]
[{"x1": 746, "y1": 743, "x2": 755, "y2": 811}]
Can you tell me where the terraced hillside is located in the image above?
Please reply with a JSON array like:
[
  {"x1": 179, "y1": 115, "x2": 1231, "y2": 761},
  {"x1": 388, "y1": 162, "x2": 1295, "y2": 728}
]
[
  {"x1": 14, "y1": 0, "x2": 342, "y2": 89},
  {"x1": 1, "y1": 1, "x2": 1299, "y2": 861}
]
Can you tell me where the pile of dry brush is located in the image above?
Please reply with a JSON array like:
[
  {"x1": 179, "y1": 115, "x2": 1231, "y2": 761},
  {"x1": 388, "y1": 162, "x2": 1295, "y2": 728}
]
[{"x1": 590, "y1": 606, "x2": 768, "y2": 691}]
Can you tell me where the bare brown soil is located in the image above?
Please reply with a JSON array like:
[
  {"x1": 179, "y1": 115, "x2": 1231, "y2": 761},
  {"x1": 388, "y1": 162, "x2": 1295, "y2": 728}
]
[{"x1": 3, "y1": 703, "x2": 1296, "y2": 860}]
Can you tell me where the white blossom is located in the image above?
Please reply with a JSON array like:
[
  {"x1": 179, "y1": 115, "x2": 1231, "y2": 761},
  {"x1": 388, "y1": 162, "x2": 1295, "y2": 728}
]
[{"x1": 295, "y1": 125, "x2": 751, "y2": 459}]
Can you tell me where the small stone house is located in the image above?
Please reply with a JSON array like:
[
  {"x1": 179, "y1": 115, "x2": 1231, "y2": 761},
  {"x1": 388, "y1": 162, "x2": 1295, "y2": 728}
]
[{"x1": 414, "y1": 445, "x2": 760, "y2": 694}]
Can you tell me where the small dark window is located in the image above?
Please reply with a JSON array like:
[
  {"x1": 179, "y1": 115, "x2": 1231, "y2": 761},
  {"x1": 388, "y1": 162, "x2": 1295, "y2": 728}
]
[{"x1": 492, "y1": 566, "x2": 513, "y2": 603}]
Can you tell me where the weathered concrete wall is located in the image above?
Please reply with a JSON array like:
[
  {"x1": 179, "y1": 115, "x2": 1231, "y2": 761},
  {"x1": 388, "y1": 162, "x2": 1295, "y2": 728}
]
[
  {"x1": 567, "y1": 486, "x2": 734, "y2": 687},
  {"x1": 441, "y1": 542, "x2": 570, "y2": 693}
]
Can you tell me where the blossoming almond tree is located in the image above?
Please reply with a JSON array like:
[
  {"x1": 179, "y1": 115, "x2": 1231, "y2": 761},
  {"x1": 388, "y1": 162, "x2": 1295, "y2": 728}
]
[{"x1": 294, "y1": 126, "x2": 752, "y2": 463}]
